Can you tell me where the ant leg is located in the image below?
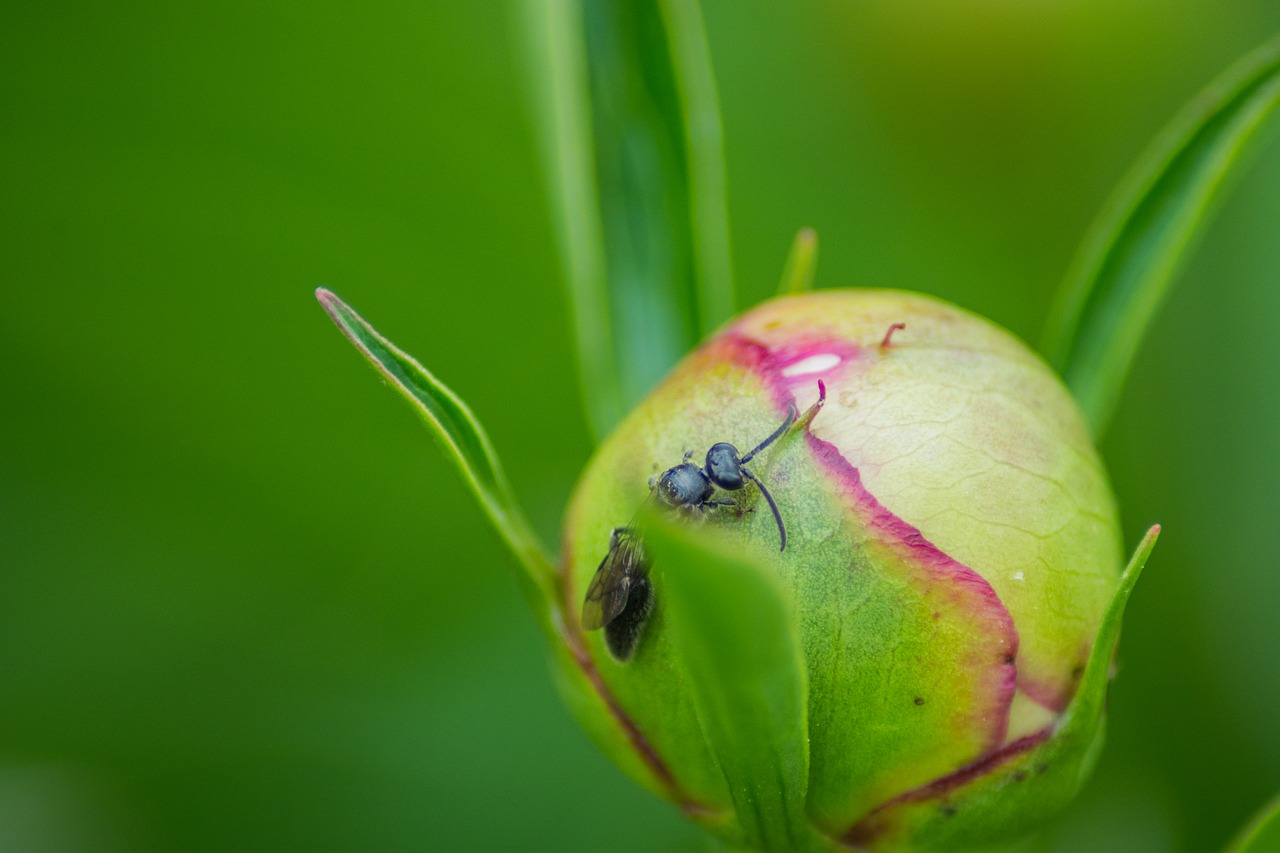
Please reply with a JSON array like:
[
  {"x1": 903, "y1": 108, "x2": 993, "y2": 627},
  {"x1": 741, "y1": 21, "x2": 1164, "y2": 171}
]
[
  {"x1": 683, "y1": 449, "x2": 694, "y2": 462},
  {"x1": 741, "y1": 404, "x2": 799, "y2": 464},
  {"x1": 741, "y1": 468, "x2": 787, "y2": 551}
]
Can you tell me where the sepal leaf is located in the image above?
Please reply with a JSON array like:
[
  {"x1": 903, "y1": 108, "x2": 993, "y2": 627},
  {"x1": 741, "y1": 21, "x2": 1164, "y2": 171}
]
[
  {"x1": 644, "y1": 514, "x2": 819, "y2": 852},
  {"x1": 316, "y1": 289, "x2": 558, "y2": 619},
  {"x1": 840, "y1": 526, "x2": 1159, "y2": 848}
]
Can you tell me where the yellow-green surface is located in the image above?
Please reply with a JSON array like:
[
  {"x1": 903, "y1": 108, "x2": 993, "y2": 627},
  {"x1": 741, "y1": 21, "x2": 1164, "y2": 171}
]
[
  {"x1": 2, "y1": 2, "x2": 1279, "y2": 851},
  {"x1": 562, "y1": 291, "x2": 1127, "y2": 849}
]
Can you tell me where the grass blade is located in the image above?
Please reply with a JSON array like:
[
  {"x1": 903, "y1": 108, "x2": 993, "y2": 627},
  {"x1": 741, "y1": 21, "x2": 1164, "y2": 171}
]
[
  {"x1": 645, "y1": 517, "x2": 816, "y2": 852},
  {"x1": 316, "y1": 289, "x2": 558, "y2": 614},
  {"x1": 1040, "y1": 34, "x2": 1280, "y2": 436},
  {"x1": 521, "y1": 0, "x2": 735, "y2": 440},
  {"x1": 777, "y1": 227, "x2": 819, "y2": 295}
]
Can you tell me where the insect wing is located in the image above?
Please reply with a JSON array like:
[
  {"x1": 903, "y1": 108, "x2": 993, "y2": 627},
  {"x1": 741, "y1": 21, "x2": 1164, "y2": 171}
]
[{"x1": 581, "y1": 530, "x2": 645, "y2": 630}]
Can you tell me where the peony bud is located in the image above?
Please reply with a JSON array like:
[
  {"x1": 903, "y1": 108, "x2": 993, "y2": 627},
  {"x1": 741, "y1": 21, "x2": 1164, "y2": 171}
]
[{"x1": 556, "y1": 289, "x2": 1147, "y2": 851}]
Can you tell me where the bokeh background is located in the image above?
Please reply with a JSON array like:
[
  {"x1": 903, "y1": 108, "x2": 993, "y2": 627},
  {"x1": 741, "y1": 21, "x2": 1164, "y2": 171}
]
[{"x1": 3, "y1": 2, "x2": 1280, "y2": 850}]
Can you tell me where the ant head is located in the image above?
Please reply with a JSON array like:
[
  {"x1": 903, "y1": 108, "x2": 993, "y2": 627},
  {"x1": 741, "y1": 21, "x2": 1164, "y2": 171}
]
[{"x1": 705, "y1": 442, "x2": 744, "y2": 490}]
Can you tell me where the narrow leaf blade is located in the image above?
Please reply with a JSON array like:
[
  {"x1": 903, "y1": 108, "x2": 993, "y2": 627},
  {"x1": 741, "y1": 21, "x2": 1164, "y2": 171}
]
[
  {"x1": 521, "y1": 0, "x2": 735, "y2": 440},
  {"x1": 1226, "y1": 792, "x2": 1280, "y2": 853},
  {"x1": 645, "y1": 517, "x2": 815, "y2": 852},
  {"x1": 777, "y1": 227, "x2": 819, "y2": 295},
  {"x1": 519, "y1": 0, "x2": 625, "y2": 441},
  {"x1": 1040, "y1": 34, "x2": 1280, "y2": 436},
  {"x1": 659, "y1": 0, "x2": 735, "y2": 335},
  {"x1": 316, "y1": 289, "x2": 558, "y2": 610},
  {"x1": 1060, "y1": 525, "x2": 1160, "y2": 737}
]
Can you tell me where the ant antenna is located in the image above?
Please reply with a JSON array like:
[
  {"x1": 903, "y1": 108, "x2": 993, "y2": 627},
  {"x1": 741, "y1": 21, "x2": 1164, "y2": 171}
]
[
  {"x1": 741, "y1": 468, "x2": 786, "y2": 551},
  {"x1": 740, "y1": 404, "x2": 798, "y2": 464}
]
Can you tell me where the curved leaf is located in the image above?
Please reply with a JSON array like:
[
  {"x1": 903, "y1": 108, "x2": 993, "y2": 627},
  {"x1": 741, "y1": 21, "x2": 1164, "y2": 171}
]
[
  {"x1": 316, "y1": 289, "x2": 558, "y2": 619},
  {"x1": 645, "y1": 516, "x2": 819, "y2": 852},
  {"x1": 1040, "y1": 34, "x2": 1280, "y2": 436}
]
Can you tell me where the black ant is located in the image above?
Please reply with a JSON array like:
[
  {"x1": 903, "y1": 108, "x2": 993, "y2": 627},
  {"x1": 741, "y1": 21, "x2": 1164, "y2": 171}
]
[
  {"x1": 582, "y1": 385, "x2": 825, "y2": 661},
  {"x1": 650, "y1": 404, "x2": 797, "y2": 551}
]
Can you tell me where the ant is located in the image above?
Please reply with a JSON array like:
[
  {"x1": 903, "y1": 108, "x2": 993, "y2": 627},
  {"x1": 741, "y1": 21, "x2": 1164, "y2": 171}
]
[
  {"x1": 583, "y1": 405, "x2": 798, "y2": 660},
  {"x1": 650, "y1": 404, "x2": 798, "y2": 551},
  {"x1": 583, "y1": 384, "x2": 826, "y2": 661}
]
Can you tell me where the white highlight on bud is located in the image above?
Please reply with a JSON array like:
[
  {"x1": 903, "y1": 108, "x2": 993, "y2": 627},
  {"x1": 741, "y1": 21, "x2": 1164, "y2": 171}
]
[{"x1": 781, "y1": 353, "x2": 841, "y2": 377}]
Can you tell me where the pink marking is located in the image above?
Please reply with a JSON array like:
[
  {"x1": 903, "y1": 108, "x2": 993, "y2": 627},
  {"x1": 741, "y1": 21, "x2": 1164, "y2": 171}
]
[
  {"x1": 807, "y1": 432, "x2": 1019, "y2": 752},
  {"x1": 1018, "y1": 674, "x2": 1073, "y2": 713},
  {"x1": 707, "y1": 330, "x2": 1019, "y2": 754},
  {"x1": 842, "y1": 728, "x2": 1052, "y2": 845},
  {"x1": 712, "y1": 333, "x2": 862, "y2": 412}
]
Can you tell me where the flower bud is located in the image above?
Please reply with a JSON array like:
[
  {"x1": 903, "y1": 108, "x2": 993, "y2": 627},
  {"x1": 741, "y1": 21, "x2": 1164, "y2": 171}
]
[{"x1": 558, "y1": 290, "x2": 1128, "y2": 850}]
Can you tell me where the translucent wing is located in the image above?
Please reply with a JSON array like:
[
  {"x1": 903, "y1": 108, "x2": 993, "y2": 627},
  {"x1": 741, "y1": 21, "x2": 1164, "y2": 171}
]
[{"x1": 581, "y1": 527, "x2": 647, "y2": 630}]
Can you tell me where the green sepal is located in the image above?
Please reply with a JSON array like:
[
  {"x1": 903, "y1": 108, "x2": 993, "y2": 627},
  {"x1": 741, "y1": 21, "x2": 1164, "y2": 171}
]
[
  {"x1": 1040, "y1": 33, "x2": 1280, "y2": 437},
  {"x1": 644, "y1": 514, "x2": 821, "y2": 853},
  {"x1": 315, "y1": 289, "x2": 558, "y2": 628},
  {"x1": 841, "y1": 526, "x2": 1159, "y2": 851}
]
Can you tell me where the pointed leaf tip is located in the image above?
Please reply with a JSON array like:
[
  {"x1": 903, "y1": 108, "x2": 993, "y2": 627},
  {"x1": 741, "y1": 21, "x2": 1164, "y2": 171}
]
[
  {"x1": 778, "y1": 227, "x2": 819, "y2": 296},
  {"x1": 1122, "y1": 524, "x2": 1161, "y2": 588},
  {"x1": 1062, "y1": 524, "x2": 1159, "y2": 728},
  {"x1": 315, "y1": 289, "x2": 559, "y2": 621}
]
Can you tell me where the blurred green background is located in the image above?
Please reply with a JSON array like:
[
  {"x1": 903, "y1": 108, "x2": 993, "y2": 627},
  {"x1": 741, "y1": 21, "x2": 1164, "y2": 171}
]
[{"x1": 3, "y1": 2, "x2": 1280, "y2": 850}]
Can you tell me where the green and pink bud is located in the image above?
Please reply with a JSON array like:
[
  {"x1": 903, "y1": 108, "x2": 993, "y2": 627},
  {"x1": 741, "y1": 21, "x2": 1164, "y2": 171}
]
[{"x1": 556, "y1": 290, "x2": 1149, "y2": 851}]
